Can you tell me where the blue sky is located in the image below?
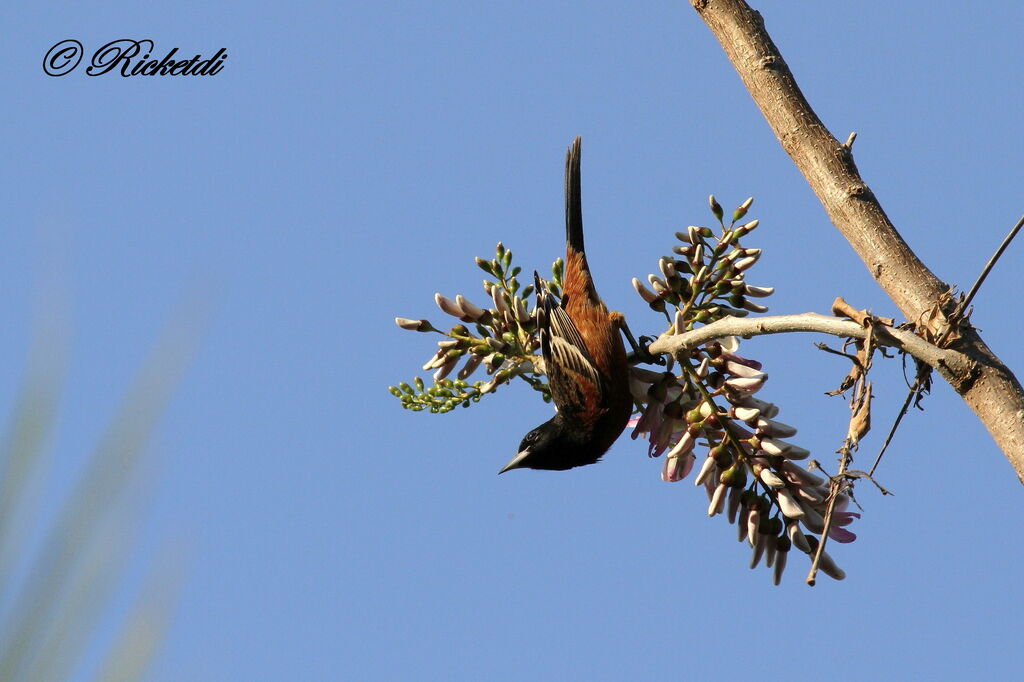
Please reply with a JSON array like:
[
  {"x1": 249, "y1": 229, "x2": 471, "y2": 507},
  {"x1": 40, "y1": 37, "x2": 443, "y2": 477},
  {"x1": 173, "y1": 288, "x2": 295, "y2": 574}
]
[{"x1": 4, "y1": 2, "x2": 1023, "y2": 680}]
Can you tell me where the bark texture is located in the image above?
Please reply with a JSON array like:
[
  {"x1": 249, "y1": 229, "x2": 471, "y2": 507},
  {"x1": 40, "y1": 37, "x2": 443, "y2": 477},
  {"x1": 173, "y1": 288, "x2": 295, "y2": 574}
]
[{"x1": 690, "y1": 0, "x2": 1024, "y2": 480}]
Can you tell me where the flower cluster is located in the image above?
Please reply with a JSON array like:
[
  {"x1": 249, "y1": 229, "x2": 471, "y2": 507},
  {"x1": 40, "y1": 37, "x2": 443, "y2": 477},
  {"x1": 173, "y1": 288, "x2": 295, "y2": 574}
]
[
  {"x1": 629, "y1": 196, "x2": 857, "y2": 584},
  {"x1": 631, "y1": 197, "x2": 770, "y2": 329},
  {"x1": 389, "y1": 193, "x2": 862, "y2": 585},
  {"x1": 389, "y1": 244, "x2": 559, "y2": 413}
]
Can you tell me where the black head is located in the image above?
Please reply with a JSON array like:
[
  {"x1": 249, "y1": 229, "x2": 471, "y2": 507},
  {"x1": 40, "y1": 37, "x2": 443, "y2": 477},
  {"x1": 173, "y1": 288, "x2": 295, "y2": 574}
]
[{"x1": 499, "y1": 415, "x2": 600, "y2": 473}]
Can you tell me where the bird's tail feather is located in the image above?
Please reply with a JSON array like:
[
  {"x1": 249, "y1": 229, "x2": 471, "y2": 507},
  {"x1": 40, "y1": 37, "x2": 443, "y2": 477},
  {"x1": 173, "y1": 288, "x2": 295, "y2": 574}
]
[{"x1": 564, "y1": 136, "x2": 585, "y2": 255}]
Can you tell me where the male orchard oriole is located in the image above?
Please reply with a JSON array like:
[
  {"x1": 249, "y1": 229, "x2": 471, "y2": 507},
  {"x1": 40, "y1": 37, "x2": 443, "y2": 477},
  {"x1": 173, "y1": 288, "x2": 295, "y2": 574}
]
[{"x1": 499, "y1": 137, "x2": 633, "y2": 473}]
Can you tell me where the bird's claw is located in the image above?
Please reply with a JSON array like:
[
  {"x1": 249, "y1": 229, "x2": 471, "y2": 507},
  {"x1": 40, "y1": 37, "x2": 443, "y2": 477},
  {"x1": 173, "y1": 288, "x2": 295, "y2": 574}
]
[{"x1": 628, "y1": 335, "x2": 665, "y2": 366}]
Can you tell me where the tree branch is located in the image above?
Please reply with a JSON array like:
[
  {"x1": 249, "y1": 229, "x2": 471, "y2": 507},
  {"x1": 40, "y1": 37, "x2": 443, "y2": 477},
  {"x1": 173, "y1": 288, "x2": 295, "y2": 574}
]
[
  {"x1": 690, "y1": 0, "x2": 1024, "y2": 481},
  {"x1": 648, "y1": 313, "x2": 972, "y2": 381}
]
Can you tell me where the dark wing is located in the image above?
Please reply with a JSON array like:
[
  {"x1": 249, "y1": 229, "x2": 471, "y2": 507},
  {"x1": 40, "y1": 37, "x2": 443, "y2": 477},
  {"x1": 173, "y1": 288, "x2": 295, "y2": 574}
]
[
  {"x1": 546, "y1": 306, "x2": 602, "y2": 391},
  {"x1": 535, "y1": 274, "x2": 605, "y2": 415}
]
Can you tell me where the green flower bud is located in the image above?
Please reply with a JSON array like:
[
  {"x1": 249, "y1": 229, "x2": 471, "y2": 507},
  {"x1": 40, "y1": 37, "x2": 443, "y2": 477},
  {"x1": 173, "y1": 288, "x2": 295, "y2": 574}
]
[
  {"x1": 732, "y1": 197, "x2": 754, "y2": 222},
  {"x1": 711, "y1": 445, "x2": 733, "y2": 468},
  {"x1": 709, "y1": 195, "x2": 723, "y2": 220},
  {"x1": 720, "y1": 464, "x2": 747, "y2": 488},
  {"x1": 476, "y1": 257, "x2": 494, "y2": 275}
]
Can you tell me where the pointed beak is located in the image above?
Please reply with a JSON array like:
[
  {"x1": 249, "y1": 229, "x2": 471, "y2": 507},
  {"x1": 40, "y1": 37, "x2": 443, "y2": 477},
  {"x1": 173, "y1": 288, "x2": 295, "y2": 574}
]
[{"x1": 498, "y1": 449, "x2": 531, "y2": 474}]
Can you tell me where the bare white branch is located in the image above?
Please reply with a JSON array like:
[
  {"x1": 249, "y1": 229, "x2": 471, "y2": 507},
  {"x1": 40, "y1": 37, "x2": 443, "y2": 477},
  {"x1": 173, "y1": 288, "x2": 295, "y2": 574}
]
[{"x1": 648, "y1": 313, "x2": 973, "y2": 381}]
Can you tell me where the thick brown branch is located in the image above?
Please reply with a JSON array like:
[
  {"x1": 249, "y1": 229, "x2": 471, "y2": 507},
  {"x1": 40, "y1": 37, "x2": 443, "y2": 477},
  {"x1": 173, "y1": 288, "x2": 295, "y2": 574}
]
[
  {"x1": 690, "y1": 0, "x2": 1024, "y2": 481},
  {"x1": 648, "y1": 313, "x2": 972, "y2": 382},
  {"x1": 691, "y1": 1, "x2": 945, "y2": 314}
]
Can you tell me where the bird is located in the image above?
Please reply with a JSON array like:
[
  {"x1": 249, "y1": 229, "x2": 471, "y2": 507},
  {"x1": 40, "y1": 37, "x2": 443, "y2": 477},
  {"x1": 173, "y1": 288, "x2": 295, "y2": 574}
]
[{"x1": 499, "y1": 137, "x2": 633, "y2": 473}]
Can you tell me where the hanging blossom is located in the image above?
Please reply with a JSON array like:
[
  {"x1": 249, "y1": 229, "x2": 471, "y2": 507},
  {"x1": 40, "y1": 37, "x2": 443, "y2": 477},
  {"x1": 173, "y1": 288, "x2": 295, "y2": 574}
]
[
  {"x1": 627, "y1": 196, "x2": 857, "y2": 585},
  {"x1": 390, "y1": 244, "x2": 563, "y2": 413}
]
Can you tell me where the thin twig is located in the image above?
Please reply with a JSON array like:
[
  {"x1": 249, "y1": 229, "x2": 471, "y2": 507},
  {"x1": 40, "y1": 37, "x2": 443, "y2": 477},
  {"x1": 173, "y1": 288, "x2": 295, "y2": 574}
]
[
  {"x1": 814, "y1": 342, "x2": 860, "y2": 364},
  {"x1": 809, "y1": 320, "x2": 877, "y2": 584},
  {"x1": 867, "y1": 381, "x2": 917, "y2": 478},
  {"x1": 845, "y1": 469, "x2": 892, "y2": 496},
  {"x1": 959, "y1": 214, "x2": 1024, "y2": 319},
  {"x1": 805, "y1": 450, "x2": 849, "y2": 586},
  {"x1": 871, "y1": 214, "x2": 1024, "y2": 476}
]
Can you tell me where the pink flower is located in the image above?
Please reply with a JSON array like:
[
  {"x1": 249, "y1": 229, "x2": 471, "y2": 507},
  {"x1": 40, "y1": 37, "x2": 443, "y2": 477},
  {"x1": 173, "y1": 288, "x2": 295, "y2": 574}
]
[
  {"x1": 661, "y1": 451, "x2": 695, "y2": 482},
  {"x1": 828, "y1": 526, "x2": 857, "y2": 543},
  {"x1": 648, "y1": 416, "x2": 679, "y2": 458},
  {"x1": 630, "y1": 399, "x2": 664, "y2": 444},
  {"x1": 827, "y1": 511, "x2": 861, "y2": 543},
  {"x1": 720, "y1": 352, "x2": 762, "y2": 371}
]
